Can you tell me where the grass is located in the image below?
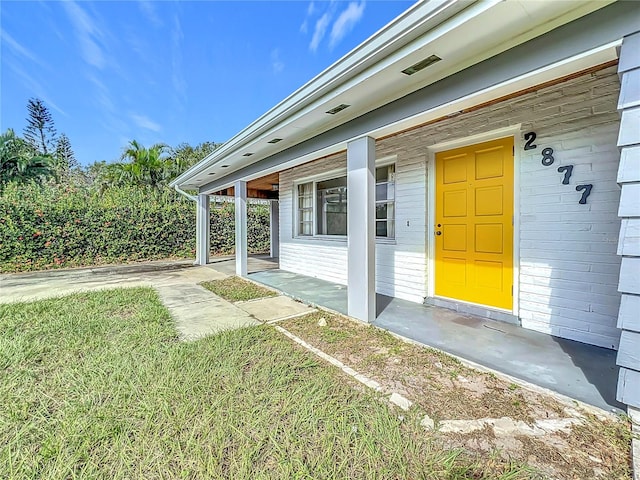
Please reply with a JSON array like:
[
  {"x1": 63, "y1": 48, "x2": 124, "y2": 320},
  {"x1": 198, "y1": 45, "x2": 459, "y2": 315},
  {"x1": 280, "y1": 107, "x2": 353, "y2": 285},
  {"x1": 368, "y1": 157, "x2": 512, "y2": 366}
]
[
  {"x1": 200, "y1": 276, "x2": 277, "y2": 302},
  {"x1": 280, "y1": 311, "x2": 634, "y2": 480},
  {"x1": 0, "y1": 288, "x2": 536, "y2": 479}
]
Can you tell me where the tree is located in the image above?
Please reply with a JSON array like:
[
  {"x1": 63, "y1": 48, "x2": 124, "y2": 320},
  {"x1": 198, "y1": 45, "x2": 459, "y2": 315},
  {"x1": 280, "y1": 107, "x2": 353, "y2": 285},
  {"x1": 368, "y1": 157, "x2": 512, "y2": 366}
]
[
  {"x1": 104, "y1": 140, "x2": 171, "y2": 189},
  {"x1": 0, "y1": 128, "x2": 55, "y2": 186},
  {"x1": 168, "y1": 141, "x2": 221, "y2": 176},
  {"x1": 23, "y1": 97, "x2": 57, "y2": 155},
  {"x1": 54, "y1": 133, "x2": 79, "y2": 180}
]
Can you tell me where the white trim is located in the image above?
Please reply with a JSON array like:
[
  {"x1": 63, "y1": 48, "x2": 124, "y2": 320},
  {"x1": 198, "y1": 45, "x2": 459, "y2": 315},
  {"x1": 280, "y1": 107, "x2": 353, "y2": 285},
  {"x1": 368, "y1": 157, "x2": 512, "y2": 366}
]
[
  {"x1": 194, "y1": 43, "x2": 619, "y2": 195},
  {"x1": 293, "y1": 167, "x2": 347, "y2": 185},
  {"x1": 376, "y1": 154, "x2": 397, "y2": 167},
  {"x1": 427, "y1": 153, "x2": 436, "y2": 299},
  {"x1": 426, "y1": 126, "x2": 521, "y2": 315},
  {"x1": 427, "y1": 125, "x2": 521, "y2": 153},
  {"x1": 292, "y1": 160, "x2": 398, "y2": 241},
  {"x1": 434, "y1": 295, "x2": 514, "y2": 315},
  {"x1": 293, "y1": 172, "x2": 349, "y2": 239},
  {"x1": 512, "y1": 130, "x2": 522, "y2": 318}
]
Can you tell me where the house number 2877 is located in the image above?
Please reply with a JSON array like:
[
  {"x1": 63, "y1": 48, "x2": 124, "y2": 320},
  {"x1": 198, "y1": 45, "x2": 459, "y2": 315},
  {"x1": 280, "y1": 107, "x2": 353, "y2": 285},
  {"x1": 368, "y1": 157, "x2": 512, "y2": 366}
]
[{"x1": 523, "y1": 131, "x2": 593, "y2": 204}]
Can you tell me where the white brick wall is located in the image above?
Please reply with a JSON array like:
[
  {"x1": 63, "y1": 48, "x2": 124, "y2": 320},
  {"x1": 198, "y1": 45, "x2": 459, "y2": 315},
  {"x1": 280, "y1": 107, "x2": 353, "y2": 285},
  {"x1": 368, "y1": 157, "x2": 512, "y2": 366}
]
[
  {"x1": 278, "y1": 65, "x2": 622, "y2": 348},
  {"x1": 279, "y1": 150, "x2": 428, "y2": 303}
]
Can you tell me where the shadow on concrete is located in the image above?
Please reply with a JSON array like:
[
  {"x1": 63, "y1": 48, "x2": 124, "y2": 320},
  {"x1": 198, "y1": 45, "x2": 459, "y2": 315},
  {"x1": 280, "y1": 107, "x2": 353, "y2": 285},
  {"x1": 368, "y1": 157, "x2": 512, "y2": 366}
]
[
  {"x1": 553, "y1": 336, "x2": 624, "y2": 412},
  {"x1": 376, "y1": 294, "x2": 394, "y2": 316}
]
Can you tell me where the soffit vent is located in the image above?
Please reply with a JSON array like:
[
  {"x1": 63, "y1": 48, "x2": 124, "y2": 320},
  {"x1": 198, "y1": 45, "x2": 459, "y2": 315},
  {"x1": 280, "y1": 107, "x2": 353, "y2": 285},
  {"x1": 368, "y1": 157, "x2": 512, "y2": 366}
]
[
  {"x1": 267, "y1": 138, "x2": 282, "y2": 144},
  {"x1": 242, "y1": 153, "x2": 254, "y2": 157},
  {"x1": 326, "y1": 104, "x2": 350, "y2": 115},
  {"x1": 402, "y1": 55, "x2": 442, "y2": 75}
]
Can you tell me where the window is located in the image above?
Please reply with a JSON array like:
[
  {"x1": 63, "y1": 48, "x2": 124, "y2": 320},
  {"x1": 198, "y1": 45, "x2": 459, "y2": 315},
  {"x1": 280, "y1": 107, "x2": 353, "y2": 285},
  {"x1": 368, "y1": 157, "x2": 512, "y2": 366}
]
[
  {"x1": 376, "y1": 164, "x2": 395, "y2": 238},
  {"x1": 316, "y1": 176, "x2": 347, "y2": 235},
  {"x1": 297, "y1": 183, "x2": 313, "y2": 235},
  {"x1": 296, "y1": 164, "x2": 395, "y2": 238}
]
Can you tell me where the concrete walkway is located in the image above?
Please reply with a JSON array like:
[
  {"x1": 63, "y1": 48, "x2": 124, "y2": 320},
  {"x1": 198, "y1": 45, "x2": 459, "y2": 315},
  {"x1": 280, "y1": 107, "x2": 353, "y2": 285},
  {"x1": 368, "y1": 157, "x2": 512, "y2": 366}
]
[{"x1": 0, "y1": 260, "x2": 307, "y2": 340}]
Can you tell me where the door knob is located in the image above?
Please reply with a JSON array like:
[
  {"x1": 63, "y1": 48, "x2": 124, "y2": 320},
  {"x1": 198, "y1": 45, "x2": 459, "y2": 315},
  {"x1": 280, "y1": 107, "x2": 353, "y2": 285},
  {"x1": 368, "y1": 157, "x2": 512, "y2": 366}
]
[{"x1": 436, "y1": 231, "x2": 442, "y2": 236}]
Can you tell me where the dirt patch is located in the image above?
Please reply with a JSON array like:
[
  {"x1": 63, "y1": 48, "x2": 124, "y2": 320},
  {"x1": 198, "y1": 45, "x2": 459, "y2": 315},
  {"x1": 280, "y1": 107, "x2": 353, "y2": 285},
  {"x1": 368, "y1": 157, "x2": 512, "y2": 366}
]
[
  {"x1": 280, "y1": 311, "x2": 633, "y2": 480},
  {"x1": 282, "y1": 312, "x2": 565, "y2": 422}
]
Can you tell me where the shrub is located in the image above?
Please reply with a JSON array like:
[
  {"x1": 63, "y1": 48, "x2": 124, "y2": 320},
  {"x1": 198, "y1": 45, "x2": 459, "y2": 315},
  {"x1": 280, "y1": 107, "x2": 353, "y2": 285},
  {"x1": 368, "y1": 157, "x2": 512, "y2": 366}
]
[{"x1": 0, "y1": 183, "x2": 270, "y2": 273}]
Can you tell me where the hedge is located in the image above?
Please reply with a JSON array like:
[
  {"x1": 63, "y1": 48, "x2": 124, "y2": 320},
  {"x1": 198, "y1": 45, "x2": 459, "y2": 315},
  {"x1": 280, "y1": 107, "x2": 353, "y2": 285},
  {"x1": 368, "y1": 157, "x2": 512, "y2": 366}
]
[{"x1": 0, "y1": 183, "x2": 270, "y2": 273}]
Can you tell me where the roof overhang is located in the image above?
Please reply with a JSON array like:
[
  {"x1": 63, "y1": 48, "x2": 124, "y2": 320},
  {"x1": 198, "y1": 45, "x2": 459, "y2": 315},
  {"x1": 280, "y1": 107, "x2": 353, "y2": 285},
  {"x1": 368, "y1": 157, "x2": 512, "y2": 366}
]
[{"x1": 171, "y1": 0, "x2": 626, "y2": 193}]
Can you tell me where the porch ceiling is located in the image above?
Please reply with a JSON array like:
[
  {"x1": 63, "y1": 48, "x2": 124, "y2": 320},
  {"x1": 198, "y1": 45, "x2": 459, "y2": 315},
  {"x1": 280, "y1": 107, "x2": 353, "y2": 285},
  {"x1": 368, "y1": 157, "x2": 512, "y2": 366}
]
[
  {"x1": 210, "y1": 172, "x2": 280, "y2": 199},
  {"x1": 172, "y1": 0, "x2": 616, "y2": 192}
]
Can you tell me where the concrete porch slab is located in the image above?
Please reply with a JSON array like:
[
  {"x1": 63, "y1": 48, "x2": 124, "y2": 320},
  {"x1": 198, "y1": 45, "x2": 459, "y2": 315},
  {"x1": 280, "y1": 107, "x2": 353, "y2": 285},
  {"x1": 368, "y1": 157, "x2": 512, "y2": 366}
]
[
  {"x1": 237, "y1": 295, "x2": 316, "y2": 322},
  {"x1": 249, "y1": 268, "x2": 624, "y2": 413}
]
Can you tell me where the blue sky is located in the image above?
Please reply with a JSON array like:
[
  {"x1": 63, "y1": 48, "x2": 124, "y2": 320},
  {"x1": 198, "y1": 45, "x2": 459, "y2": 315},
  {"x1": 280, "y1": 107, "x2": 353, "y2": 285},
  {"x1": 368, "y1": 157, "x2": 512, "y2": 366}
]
[{"x1": 1, "y1": 1, "x2": 415, "y2": 165}]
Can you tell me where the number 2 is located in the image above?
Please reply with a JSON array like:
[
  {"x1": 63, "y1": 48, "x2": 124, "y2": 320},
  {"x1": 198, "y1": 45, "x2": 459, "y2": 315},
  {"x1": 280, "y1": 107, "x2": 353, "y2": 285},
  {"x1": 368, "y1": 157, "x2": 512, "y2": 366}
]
[{"x1": 524, "y1": 132, "x2": 537, "y2": 150}]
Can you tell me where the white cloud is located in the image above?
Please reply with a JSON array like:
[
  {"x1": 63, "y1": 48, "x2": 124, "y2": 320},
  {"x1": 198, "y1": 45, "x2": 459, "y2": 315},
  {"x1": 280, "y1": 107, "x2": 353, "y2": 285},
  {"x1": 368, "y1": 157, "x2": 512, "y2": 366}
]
[
  {"x1": 271, "y1": 48, "x2": 284, "y2": 74},
  {"x1": 309, "y1": 12, "x2": 331, "y2": 52},
  {"x1": 131, "y1": 114, "x2": 162, "y2": 132},
  {"x1": 5, "y1": 59, "x2": 67, "y2": 117},
  {"x1": 171, "y1": 14, "x2": 187, "y2": 101},
  {"x1": 299, "y1": 1, "x2": 316, "y2": 33},
  {"x1": 61, "y1": 1, "x2": 106, "y2": 69},
  {"x1": 86, "y1": 74, "x2": 115, "y2": 112},
  {"x1": 138, "y1": 1, "x2": 163, "y2": 28},
  {"x1": 329, "y1": 1, "x2": 366, "y2": 49},
  {"x1": 0, "y1": 29, "x2": 46, "y2": 66}
]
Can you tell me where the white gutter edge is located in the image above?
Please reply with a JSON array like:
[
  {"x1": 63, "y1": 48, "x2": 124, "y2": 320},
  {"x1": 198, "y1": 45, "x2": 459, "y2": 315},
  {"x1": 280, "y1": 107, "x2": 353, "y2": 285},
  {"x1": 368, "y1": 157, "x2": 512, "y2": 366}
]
[
  {"x1": 174, "y1": 185, "x2": 197, "y2": 202},
  {"x1": 169, "y1": 0, "x2": 465, "y2": 189}
]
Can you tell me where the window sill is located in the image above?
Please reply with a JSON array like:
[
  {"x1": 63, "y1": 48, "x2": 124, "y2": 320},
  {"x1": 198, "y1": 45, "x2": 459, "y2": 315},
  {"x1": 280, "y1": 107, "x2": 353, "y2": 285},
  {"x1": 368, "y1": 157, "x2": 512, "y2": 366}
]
[
  {"x1": 376, "y1": 238, "x2": 397, "y2": 245},
  {"x1": 294, "y1": 235, "x2": 347, "y2": 240},
  {"x1": 292, "y1": 236, "x2": 397, "y2": 246}
]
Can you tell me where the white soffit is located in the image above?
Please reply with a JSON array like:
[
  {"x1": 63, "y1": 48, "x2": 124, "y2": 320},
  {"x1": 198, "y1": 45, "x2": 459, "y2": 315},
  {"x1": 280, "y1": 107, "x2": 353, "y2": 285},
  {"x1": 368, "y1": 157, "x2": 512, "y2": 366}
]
[
  {"x1": 203, "y1": 42, "x2": 620, "y2": 191},
  {"x1": 178, "y1": 0, "x2": 614, "y2": 189}
]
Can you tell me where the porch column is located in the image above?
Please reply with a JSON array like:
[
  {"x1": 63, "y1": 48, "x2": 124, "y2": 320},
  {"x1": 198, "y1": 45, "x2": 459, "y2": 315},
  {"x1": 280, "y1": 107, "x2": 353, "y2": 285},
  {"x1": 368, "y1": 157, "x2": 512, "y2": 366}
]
[
  {"x1": 235, "y1": 180, "x2": 248, "y2": 277},
  {"x1": 616, "y1": 32, "x2": 640, "y2": 415},
  {"x1": 195, "y1": 193, "x2": 210, "y2": 265},
  {"x1": 347, "y1": 136, "x2": 376, "y2": 323},
  {"x1": 270, "y1": 200, "x2": 280, "y2": 258}
]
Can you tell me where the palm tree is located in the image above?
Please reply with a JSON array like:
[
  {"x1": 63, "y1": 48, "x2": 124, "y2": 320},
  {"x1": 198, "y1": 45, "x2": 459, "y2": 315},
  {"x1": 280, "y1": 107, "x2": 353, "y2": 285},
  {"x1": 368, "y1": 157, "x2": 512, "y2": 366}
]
[
  {"x1": 0, "y1": 128, "x2": 55, "y2": 186},
  {"x1": 106, "y1": 140, "x2": 171, "y2": 189}
]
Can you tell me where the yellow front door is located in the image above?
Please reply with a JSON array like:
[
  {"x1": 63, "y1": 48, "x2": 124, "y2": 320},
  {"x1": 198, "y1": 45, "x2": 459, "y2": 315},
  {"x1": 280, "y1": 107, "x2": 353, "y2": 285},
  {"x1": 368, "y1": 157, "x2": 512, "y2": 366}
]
[{"x1": 435, "y1": 137, "x2": 514, "y2": 310}]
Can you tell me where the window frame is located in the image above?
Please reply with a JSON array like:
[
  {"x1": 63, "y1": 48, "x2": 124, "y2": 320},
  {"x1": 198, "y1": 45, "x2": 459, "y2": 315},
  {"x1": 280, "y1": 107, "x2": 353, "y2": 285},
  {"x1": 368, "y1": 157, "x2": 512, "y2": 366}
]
[
  {"x1": 294, "y1": 168, "x2": 347, "y2": 239},
  {"x1": 374, "y1": 161, "x2": 396, "y2": 240},
  {"x1": 293, "y1": 158, "x2": 397, "y2": 240}
]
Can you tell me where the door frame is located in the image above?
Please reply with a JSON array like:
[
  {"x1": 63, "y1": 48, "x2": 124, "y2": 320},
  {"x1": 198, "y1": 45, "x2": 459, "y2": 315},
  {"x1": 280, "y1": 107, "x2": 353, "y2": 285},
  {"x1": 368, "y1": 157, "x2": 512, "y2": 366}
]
[{"x1": 426, "y1": 125, "x2": 521, "y2": 316}]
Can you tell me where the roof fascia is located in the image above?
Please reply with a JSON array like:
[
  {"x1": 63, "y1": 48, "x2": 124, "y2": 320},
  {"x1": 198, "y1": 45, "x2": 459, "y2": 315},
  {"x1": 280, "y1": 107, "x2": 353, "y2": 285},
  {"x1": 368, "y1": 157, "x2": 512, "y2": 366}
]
[
  {"x1": 198, "y1": 0, "x2": 639, "y2": 194},
  {"x1": 170, "y1": 0, "x2": 473, "y2": 188}
]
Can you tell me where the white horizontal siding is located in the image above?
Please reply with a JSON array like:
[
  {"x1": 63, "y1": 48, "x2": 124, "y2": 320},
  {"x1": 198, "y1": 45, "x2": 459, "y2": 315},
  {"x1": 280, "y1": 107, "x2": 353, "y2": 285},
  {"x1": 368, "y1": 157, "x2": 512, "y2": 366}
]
[
  {"x1": 616, "y1": 30, "x2": 640, "y2": 410},
  {"x1": 279, "y1": 241, "x2": 348, "y2": 285},
  {"x1": 279, "y1": 148, "x2": 428, "y2": 303},
  {"x1": 279, "y1": 152, "x2": 349, "y2": 285}
]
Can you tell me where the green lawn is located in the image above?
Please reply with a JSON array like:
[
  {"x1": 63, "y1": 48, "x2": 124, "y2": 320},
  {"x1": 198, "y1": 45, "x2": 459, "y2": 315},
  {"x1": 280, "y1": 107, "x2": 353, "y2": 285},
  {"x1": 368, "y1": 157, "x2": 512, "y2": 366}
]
[{"x1": 0, "y1": 288, "x2": 534, "y2": 479}]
